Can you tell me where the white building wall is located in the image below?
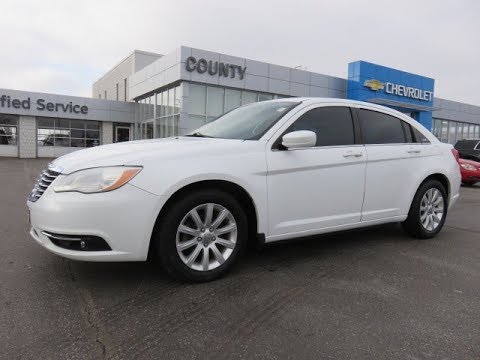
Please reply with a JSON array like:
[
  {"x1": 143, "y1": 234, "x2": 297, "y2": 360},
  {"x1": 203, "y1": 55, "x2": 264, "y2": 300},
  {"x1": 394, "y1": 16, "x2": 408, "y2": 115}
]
[
  {"x1": 102, "y1": 122, "x2": 113, "y2": 144},
  {"x1": 129, "y1": 46, "x2": 346, "y2": 101},
  {"x1": 93, "y1": 51, "x2": 162, "y2": 101},
  {"x1": 18, "y1": 115, "x2": 36, "y2": 158}
]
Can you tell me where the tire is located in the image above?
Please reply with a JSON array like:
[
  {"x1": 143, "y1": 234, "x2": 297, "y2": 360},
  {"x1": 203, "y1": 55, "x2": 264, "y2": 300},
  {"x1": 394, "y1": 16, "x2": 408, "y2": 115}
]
[
  {"x1": 402, "y1": 179, "x2": 448, "y2": 239},
  {"x1": 153, "y1": 189, "x2": 248, "y2": 282},
  {"x1": 462, "y1": 182, "x2": 475, "y2": 187}
]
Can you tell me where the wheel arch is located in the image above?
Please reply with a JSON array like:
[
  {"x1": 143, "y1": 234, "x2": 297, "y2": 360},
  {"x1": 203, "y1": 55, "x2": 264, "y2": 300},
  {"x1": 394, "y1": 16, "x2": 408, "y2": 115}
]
[
  {"x1": 149, "y1": 179, "x2": 260, "y2": 257},
  {"x1": 418, "y1": 173, "x2": 451, "y2": 203}
]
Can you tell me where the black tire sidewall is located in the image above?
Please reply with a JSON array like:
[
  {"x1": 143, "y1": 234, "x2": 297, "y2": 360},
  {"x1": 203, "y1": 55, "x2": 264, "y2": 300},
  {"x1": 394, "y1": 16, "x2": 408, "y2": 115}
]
[
  {"x1": 403, "y1": 180, "x2": 448, "y2": 239},
  {"x1": 155, "y1": 189, "x2": 248, "y2": 282}
]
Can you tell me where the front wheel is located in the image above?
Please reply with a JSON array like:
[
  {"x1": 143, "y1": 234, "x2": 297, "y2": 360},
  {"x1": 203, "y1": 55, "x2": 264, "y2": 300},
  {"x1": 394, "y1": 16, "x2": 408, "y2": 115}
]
[
  {"x1": 153, "y1": 189, "x2": 248, "y2": 282},
  {"x1": 402, "y1": 180, "x2": 448, "y2": 239}
]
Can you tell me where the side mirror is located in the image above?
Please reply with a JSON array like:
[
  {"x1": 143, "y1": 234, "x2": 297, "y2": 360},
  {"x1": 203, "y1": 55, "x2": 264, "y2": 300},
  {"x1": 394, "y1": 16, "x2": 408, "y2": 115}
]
[{"x1": 281, "y1": 130, "x2": 317, "y2": 149}]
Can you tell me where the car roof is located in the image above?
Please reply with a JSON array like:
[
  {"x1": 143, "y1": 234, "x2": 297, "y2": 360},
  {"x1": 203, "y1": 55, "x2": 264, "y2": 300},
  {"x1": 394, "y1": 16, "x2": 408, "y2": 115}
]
[{"x1": 272, "y1": 97, "x2": 416, "y2": 117}]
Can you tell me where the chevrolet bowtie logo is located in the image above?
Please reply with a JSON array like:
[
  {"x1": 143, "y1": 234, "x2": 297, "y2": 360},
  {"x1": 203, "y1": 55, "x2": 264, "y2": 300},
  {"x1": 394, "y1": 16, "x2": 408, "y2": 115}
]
[{"x1": 364, "y1": 79, "x2": 385, "y2": 91}]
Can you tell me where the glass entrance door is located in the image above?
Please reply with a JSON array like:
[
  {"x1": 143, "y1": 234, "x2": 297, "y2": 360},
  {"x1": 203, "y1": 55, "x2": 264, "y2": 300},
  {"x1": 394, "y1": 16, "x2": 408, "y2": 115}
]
[
  {"x1": 115, "y1": 126, "x2": 130, "y2": 142},
  {"x1": 140, "y1": 120, "x2": 154, "y2": 139}
]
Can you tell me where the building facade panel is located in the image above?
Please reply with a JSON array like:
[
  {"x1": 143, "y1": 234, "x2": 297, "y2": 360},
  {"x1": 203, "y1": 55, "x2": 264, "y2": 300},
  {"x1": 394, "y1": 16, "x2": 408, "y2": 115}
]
[{"x1": 3, "y1": 45, "x2": 480, "y2": 158}]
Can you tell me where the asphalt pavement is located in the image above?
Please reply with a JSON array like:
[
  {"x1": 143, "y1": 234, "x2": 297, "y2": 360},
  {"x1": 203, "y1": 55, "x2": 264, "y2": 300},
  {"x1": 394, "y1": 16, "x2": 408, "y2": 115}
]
[{"x1": 1, "y1": 158, "x2": 479, "y2": 359}]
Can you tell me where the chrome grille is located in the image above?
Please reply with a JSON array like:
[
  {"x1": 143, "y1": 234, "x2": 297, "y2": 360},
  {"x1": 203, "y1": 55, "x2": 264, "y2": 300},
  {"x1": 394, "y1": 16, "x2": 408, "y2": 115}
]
[{"x1": 29, "y1": 166, "x2": 61, "y2": 202}]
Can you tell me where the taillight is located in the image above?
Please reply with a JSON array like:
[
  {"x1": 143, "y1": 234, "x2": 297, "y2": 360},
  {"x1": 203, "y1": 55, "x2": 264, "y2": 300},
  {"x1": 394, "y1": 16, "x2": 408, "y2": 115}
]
[{"x1": 451, "y1": 148, "x2": 460, "y2": 164}]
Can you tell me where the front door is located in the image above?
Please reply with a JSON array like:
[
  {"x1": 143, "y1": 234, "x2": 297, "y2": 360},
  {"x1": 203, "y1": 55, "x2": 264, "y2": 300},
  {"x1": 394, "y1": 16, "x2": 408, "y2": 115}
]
[{"x1": 266, "y1": 105, "x2": 366, "y2": 239}]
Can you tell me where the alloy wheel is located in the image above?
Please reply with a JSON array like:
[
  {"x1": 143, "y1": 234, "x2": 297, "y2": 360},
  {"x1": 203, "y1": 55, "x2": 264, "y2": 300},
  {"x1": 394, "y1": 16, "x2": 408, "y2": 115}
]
[
  {"x1": 176, "y1": 203, "x2": 238, "y2": 271},
  {"x1": 420, "y1": 188, "x2": 444, "y2": 231}
]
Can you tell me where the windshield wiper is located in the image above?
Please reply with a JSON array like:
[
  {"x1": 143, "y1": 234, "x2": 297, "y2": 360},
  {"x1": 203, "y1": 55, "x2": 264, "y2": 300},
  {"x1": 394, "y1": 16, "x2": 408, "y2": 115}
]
[{"x1": 185, "y1": 132, "x2": 215, "y2": 138}]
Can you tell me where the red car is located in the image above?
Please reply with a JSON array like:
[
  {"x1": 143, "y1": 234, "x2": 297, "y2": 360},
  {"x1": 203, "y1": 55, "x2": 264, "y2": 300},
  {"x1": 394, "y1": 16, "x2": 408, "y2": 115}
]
[{"x1": 459, "y1": 158, "x2": 480, "y2": 186}]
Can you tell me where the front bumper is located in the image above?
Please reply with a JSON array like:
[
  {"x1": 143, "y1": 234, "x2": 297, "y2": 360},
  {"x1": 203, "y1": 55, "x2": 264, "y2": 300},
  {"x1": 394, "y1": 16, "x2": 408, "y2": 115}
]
[{"x1": 27, "y1": 183, "x2": 166, "y2": 261}]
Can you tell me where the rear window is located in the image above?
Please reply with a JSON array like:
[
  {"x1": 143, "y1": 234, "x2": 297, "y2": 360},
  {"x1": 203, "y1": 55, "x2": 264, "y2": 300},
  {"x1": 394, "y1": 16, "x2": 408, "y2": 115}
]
[{"x1": 358, "y1": 109, "x2": 406, "y2": 144}]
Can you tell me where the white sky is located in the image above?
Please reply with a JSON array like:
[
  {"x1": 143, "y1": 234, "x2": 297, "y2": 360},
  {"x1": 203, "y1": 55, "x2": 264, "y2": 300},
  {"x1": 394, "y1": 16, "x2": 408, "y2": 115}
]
[{"x1": 0, "y1": 0, "x2": 479, "y2": 105}]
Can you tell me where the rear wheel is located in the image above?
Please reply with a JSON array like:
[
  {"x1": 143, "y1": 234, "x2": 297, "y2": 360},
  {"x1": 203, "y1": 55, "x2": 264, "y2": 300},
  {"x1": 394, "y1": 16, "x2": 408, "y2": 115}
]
[
  {"x1": 153, "y1": 189, "x2": 247, "y2": 282},
  {"x1": 402, "y1": 180, "x2": 448, "y2": 239}
]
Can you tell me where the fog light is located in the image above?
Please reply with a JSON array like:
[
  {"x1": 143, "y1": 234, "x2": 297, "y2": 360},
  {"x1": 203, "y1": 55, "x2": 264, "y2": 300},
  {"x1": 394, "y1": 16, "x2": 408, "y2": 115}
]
[{"x1": 41, "y1": 231, "x2": 111, "y2": 251}]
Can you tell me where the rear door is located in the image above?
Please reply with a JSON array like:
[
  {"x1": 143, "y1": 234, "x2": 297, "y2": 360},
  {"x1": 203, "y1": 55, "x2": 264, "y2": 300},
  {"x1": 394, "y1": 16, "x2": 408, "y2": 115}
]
[{"x1": 355, "y1": 108, "x2": 432, "y2": 221}]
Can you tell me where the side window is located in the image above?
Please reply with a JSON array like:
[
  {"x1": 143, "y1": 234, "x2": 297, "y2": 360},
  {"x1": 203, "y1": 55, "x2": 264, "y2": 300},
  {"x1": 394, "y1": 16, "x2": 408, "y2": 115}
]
[
  {"x1": 285, "y1": 106, "x2": 355, "y2": 147},
  {"x1": 358, "y1": 109, "x2": 406, "y2": 144},
  {"x1": 401, "y1": 121, "x2": 413, "y2": 143},
  {"x1": 411, "y1": 126, "x2": 431, "y2": 144}
]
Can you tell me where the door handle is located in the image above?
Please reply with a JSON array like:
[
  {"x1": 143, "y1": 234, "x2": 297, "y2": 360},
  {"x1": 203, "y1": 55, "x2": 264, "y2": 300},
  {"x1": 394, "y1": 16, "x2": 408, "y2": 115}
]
[
  {"x1": 343, "y1": 151, "x2": 363, "y2": 158},
  {"x1": 407, "y1": 148, "x2": 421, "y2": 154}
]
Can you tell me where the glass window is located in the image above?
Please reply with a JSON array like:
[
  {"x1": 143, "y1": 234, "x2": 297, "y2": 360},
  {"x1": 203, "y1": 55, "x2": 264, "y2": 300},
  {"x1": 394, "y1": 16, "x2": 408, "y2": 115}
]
[
  {"x1": 475, "y1": 125, "x2": 480, "y2": 139},
  {"x1": 155, "y1": 93, "x2": 162, "y2": 118},
  {"x1": 449, "y1": 122, "x2": 457, "y2": 144},
  {"x1": 189, "y1": 84, "x2": 206, "y2": 115},
  {"x1": 258, "y1": 93, "x2": 273, "y2": 102},
  {"x1": 37, "y1": 118, "x2": 100, "y2": 148},
  {"x1": 70, "y1": 120, "x2": 85, "y2": 129},
  {"x1": 188, "y1": 101, "x2": 300, "y2": 140},
  {"x1": 188, "y1": 115, "x2": 207, "y2": 131},
  {"x1": 86, "y1": 121, "x2": 99, "y2": 130},
  {"x1": 469, "y1": 124, "x2": 475, "y2": 139},
  {"x1": 285, "y1": 106, "x2": 355, "y2": 147},
  {"x1": 161, "y1": 91, "x2": 168, "y2": 117},
  {"x1": 38, "y1": 118, "x2": 54, "y2": 128},
  {"x1": 150, "y1": 95, "x2": 155, "y2": 119},
  {"x1": 174, "y1": 85, "x2": 182, "y2": 114},
  {"x1": 441, "y1": 120, "x2": 449, "y2": 143},
  {"x1": 401, "y1": 122, "x2": 413, "y2": 143},
  {"x1": 241, "y1": 91, "x2": 257, "y2": 105},
  {"x1": 358, "y1": 109, "x2": 406, "y2": 144},
  {"x1": 432, "y1": 119, "x2": 442, "y2": 139},
  {"x1": 456, "y1": 123, "x2": 464, "y2": 141},
  {"x1": 206, "y1": 86, "x2": 224, "y2": 118},
  {"x1": 225, "y1": 89, "x2": 241, "y2": 112},
  {"x1": 411, "y1": 126, "x2": 430, "y2": 144},
  {"x1": 167, "y1": 88, "x2": 175, "y2": 116},
  {"x1": 0, "y1": 115, "x2": 19, "y2": 146},
  {"x1": 462, "y1": 123, "x2": 469, "y2": 139},
  {"x1": 56, "y1": 118, "x2": 70, "y2": 129}
]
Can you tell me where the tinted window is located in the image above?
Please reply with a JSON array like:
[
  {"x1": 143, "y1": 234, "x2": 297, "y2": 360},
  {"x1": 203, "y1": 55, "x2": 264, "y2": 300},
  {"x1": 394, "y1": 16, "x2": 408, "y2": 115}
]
[
  {"x1": 411, "y1": 126, "x2": 431, "y2": 144},
  {"x1": 358, "y1": 109, "x2": 406, "y2": 144},
  {"x1": 285, "y1": 106, "x2": 355, "y2": 147},
  {"x1": 455, "y1": 140, "x2": 478, "y2": 150},
  {"x1": 401, "y1": 121, "x2": 413, "y2": 143}
]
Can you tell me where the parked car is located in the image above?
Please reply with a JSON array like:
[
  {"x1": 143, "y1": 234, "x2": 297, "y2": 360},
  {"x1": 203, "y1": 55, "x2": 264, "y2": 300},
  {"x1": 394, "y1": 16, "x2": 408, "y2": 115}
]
[
  {"x1": 454, "y1": 139, "x2": 480, "y2": 162},
  {"x1": 27, "y1": 98, "x2": 461, "y2": 282},
  {"x1": 459, "y1": 158, "x2": 480, "y2": 186}
]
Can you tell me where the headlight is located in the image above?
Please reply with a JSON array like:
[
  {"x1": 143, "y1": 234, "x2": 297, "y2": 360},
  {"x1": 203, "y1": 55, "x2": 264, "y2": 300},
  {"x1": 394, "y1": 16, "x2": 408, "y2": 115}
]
[
  {"x1": 460, "y1": 163, "x2": 477, "y2": 171},
  {"x1": 53, "y1": 166, "x2": 142, "y2": 193}
]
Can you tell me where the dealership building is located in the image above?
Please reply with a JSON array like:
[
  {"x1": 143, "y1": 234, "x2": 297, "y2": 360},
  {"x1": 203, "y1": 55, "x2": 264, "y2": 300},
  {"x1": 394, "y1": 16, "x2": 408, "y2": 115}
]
[{"x1": 1, "y1": 46, "x2": 479, "y2": 158}]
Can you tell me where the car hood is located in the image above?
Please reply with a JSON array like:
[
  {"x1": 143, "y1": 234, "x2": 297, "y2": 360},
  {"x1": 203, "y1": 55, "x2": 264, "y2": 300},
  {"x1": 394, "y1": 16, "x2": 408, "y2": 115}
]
[{"x1": 51, "y1": 137, "x2": 254, "y2": 174}]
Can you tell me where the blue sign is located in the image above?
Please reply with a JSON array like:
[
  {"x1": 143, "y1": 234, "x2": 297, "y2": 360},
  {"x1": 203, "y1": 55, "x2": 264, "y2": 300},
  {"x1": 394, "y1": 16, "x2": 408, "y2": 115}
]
[{"x1": 347, "y1": 61, "x2": 435, "y2": 130}]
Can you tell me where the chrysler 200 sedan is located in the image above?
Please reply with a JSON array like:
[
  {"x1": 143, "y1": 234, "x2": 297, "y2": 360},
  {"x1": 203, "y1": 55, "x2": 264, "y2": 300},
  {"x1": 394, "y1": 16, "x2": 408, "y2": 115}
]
[{"x1": 27, "y1": 98, "x2": 461, "y2": 282}]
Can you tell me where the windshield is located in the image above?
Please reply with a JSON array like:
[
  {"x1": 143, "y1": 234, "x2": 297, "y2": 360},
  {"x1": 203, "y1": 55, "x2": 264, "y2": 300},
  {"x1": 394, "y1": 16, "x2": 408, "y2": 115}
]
[{"x1": 186, "y1": 101, "x2": 300, "y2": 140}]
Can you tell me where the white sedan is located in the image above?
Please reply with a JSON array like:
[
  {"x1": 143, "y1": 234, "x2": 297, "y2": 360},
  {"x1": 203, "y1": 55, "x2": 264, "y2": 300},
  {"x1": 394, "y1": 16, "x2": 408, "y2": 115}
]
[{"x1": 27, "y1": 98, "x2": 461, "y2": 282}]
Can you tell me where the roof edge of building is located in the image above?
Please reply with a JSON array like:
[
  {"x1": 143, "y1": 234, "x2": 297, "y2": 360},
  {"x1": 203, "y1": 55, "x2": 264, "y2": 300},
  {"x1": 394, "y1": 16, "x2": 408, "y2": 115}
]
[{"x1": 92, "y1": 50, "x2": 163, "y2": 86}]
